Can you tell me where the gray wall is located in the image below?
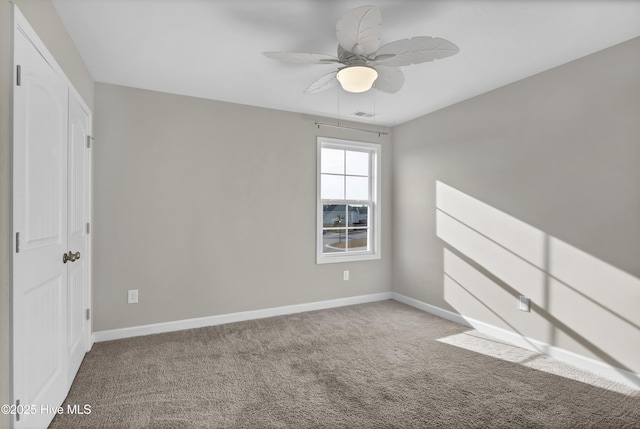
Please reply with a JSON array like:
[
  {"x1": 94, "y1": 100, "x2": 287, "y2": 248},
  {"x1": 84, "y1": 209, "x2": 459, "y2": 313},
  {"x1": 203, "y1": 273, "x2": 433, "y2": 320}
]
[
  {"x1": 0, "y1": 1, "x2": 93, "y2": 427},
  {"x1": 392, "y1": 37, "x2": 640, "y2": 374},
  {"x1": 92, "y1": 83, "x2": 392, "y2": 331}
]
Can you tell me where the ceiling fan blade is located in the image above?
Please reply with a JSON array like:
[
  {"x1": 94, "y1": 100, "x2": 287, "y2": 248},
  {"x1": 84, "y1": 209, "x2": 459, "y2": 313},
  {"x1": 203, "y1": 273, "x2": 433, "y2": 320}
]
[
  {"x1": 263, "y1": 52, "x2": 340, "y2": 64},
  {"x1": 304, "y1": 71, "x2": 338, "y2": 94},
  {"x1": 373, "y1": 66, "x2": 404, "y2": 94},
  {"x1": 373, "y1": 36, "x2": 459, "y2": 67},
  {"x1": 336, "y1": 5, "x2": 381, "y2": 56}
]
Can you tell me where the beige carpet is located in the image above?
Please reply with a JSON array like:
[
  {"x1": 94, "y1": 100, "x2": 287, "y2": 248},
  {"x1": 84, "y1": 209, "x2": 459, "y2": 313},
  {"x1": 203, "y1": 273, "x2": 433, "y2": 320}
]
[{"x1": 50, "y1": 300, "x2": 640, "y2": 428}]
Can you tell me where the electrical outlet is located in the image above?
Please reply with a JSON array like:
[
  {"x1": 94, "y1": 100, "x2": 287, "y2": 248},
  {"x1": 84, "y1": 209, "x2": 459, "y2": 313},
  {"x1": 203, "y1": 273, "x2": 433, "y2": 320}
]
[
  {"x1": 519, "y1": 296, "x2": 530, "y2": 312},
  {"x1": 343, "y1": 270, "x2": 349, "y2": 281},
  {"x1": 128, "y1": 289, "x2": 139, "y2": 304}
]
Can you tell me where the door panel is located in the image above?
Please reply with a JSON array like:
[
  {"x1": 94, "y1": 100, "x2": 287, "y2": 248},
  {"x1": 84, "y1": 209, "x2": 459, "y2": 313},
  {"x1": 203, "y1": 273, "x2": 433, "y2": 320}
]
[
  {"x1": 67, "y1": 91, "x2": 91, "y2": 383},
  {"x1": 13, "y1": 27, "x2": 69, "y2": 429},
  {"x1": 24, "y1": 276, "x2": 63, "y2": 400},
  {"x1": 24, "y1": 81, "x2": 63, "y2": 245},
  {"x1": 67, "y1": 261, "x2": 86, "y2": 380}
]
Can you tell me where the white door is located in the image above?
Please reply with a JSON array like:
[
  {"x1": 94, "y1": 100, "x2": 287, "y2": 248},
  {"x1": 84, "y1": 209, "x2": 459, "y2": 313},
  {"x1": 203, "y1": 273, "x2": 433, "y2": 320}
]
[
  {"x1": 66, "y1": 91, "x2": 91, "y2": 385},
  {"x1": 12, "y1": 26, "x2": 69, "y2": 429}
]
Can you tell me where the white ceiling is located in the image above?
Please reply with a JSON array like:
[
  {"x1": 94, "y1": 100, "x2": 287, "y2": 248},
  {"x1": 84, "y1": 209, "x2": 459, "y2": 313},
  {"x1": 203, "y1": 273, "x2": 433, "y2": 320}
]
[{"x1": 52, "y1": 0, "x2": 640, "y2": 126}]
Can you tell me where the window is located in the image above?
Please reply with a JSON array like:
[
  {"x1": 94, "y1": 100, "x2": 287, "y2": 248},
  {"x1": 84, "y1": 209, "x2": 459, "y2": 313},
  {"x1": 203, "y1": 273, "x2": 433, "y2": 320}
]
[{"x1": 317, "y1": 137, "x2": 381, "y2": 264}]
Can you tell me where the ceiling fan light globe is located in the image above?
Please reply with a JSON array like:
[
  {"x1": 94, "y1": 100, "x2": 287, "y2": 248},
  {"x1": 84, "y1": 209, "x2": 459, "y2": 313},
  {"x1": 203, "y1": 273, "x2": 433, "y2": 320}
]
[{"x1": 336, "y1": 66, "x2": 378, "y2": 93}]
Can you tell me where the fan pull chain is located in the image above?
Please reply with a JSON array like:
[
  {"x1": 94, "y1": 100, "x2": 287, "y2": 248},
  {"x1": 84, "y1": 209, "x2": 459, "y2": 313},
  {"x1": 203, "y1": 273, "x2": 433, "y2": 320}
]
[
  {"x1": 337, "y1": 84, "x2": 341, "y2": 128},
  {"x1": 373, "y1": 91, "x2": 376, "y2": 128}
]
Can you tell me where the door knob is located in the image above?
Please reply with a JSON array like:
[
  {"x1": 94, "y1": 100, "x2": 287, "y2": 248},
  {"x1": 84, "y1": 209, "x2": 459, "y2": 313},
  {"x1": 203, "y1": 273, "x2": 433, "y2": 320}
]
[{"x1": 63, "y1": 251, "x2": 81, "y2": 263}]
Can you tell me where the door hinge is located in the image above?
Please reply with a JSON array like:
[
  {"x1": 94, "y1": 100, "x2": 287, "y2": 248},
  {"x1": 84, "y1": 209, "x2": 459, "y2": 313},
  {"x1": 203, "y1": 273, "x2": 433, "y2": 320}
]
[
  {"x1": 86, "y1": 135, "x2": 94, "y2": 148},
  {"x1": 15, "y1": 232, "x2": 20, "y2": 253},
  {"x1": 86, "y1": 222, "x2": 90, "y2": 234},
  {"x1": 86, "y1": 308, "x2": 91, "y2": 321},
  {"x1": 15, "y1": 399, "x2": 20, "y2": 421},
  {"x1": 16, "y1": 65, "x2": 21, "y2": 86}
]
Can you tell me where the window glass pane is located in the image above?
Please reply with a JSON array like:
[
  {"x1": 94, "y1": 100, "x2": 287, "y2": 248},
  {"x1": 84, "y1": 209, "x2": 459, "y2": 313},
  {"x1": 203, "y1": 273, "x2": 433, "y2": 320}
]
[
  {"x1": 347, "y1": 205, "x2": 368, "y2": 227},
  {"x1": 346, "y1": 228, "x2": 368, "y2": 252},
  {"x1": 322, "y1": 229, "x2": 346, "y2": 253},
  {"x1": 345, "y1": 176, "x2": 369, "y2": 200},
  {"x1": 322, "y1": 204, "x2": 346, "y2": 228},
  {"x1": 321, "y1": 174, "x2": 344, "y2": 199},
  {"x1": 321, "y1": 148, "x2": 344, "y2": 174},
  {"x1": 346, "y1": 150, "x2": 369, "y2": 176}
]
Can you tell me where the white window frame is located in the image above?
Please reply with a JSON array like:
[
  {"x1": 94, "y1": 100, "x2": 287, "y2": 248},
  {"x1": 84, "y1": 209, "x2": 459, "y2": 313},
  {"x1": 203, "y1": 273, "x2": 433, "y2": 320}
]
[{"x1": 316, "y1": 137, "x2": 381, "y2": 264}]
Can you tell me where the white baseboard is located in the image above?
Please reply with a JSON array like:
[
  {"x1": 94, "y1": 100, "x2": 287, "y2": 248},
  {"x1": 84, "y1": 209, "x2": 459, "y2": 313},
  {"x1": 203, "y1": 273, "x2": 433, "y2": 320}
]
[
  {"x1": 391, "y1": 292, "x2": 640, "y2": 390},
  {"x1": 92, "y1": 290, "x2": 639, "y2": 390},
  {"x1": 93, "y1": 292, "x2": 393, "y2": 343}
]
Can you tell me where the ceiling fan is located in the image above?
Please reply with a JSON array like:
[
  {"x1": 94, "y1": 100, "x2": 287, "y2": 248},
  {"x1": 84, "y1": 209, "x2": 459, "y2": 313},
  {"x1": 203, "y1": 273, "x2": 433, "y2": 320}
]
[{"x1": 263, "y1": 5, "x2": 459, "y2": 94}]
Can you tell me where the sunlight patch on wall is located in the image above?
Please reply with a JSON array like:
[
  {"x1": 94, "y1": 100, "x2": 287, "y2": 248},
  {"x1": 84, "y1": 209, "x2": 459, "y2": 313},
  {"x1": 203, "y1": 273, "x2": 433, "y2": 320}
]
[
  {"x1": 435, "y1": 180, "x2": 640, "y2": 374},
  {"x1": 436, "y1": 181, "x2": 546, "y2": 268},
  {"x1": 443, "y1": 249, "x2": 550, "y2": 342}
]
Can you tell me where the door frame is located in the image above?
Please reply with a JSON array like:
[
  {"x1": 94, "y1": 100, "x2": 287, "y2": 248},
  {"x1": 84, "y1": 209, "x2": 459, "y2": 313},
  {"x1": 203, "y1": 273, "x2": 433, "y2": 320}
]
[{"x1": 10, "y1": 4, "x2": 93, "y2": 425}]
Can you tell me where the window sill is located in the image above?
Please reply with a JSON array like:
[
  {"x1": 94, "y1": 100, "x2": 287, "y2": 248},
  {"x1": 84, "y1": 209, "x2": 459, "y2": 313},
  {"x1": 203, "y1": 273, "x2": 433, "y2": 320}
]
[{"x1": 316, "y1": 252, "x2": 381, "y2": 265}]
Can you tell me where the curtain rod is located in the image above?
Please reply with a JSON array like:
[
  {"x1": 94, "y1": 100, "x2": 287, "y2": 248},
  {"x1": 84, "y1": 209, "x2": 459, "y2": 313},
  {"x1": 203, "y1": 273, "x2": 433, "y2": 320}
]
[{"x1": 314, "y1": 122, "x2": 389, "y2": 136}]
